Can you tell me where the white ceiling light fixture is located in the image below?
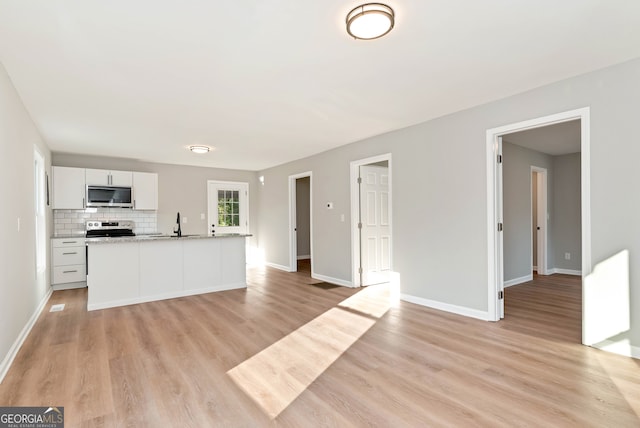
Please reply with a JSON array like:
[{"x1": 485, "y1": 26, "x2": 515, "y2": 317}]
[
  {"x1": 346, "y1": 3, "x2": 395, "y2": 40},
  {"x1": 189, "y1": 145, "x2": 211, "y2": 154}
]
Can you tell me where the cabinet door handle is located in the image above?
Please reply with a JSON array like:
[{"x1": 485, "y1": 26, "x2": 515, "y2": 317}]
[
  {"x1": 83, "y1": 197, "x2": 85, "y2": 209},
  {"x1": 63, "y1": 270, "x2": 78, "y2": 273},
  {"x1": 62, "y1": 241, "x2": 77, "y2": 244},
  {"x1": 63, "y1": 252, "x2": 78, "y2": 255}
]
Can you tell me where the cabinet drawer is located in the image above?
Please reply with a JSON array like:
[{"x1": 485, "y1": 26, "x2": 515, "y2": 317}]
[
  {"x1": 52, "y1": 264, "x2": 86, "y2": 284},
  {"x1": 52, "y1": 246, "x2": 85, "y2": 265},
  {"x1": 52, "y1": 238, "x2": 86, "y2": 248}
]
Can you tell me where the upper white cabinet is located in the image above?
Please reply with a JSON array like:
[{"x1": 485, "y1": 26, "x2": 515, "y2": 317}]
[
  {"x1": 85, "y1": 168, "x2": 132, "y2": 187},
  {"x1": 133, "y1": 172, "x2": 158, "y2": 210},
  {"x1": 52, "y1": 166, "x2": 86, "y2": 209}
]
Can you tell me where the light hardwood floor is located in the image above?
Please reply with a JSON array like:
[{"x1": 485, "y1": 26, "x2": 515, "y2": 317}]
[{"x1": 1, "y1": 269, "x2": 639, "y2": 426}]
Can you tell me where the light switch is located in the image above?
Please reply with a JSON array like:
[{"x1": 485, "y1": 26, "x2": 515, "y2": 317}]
[
  {"x1": 182, "y1": 216, "x2": 188, "y2": 224},
  {"x1": 340, "y1": 214, "x2": 345, "y2": 222},
  {"x1": 200, "y1": 213, "x2": 205, "y2": 220}
]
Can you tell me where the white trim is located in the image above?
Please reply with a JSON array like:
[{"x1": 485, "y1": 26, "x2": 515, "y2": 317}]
[
  {"x1": 593, "y1": 340, "x2": 640, "y2": 360},
  {"x1": 265, "y1": 262, "x2": 292, "y2": 272},
  {"x1": 350, "y1": 153, "x2": 392, "y2": 287},
  {"x1": 297, "y1": 255, "x2": 310, "y2": 260},
  {"x1": 288, "y1": 171, "x2": 313, "y2": 273},
  {"x1": 87, "y1": 283, "x2": 246, "y2": 311},
  {"x1": 311, "y1": 273, "x2": 354, "y2": 288},
  {"x1": 0, "y1": 287, "x2": 53, "y2": 383},
  {"x1": 548, "y1": 268, "x2": 582, "y2": 276},
  {"x1": 486, "y1": 107, "x2": 591, "y2": 324},
  {"x1": 504, "y1": 274, "x2": 533, "y2": 288},
  {"x1": 401, "y1": 293, "x2": 489, "y2": 321}
]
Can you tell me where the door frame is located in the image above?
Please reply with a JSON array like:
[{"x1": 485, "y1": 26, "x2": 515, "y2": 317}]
[
  {"x1": 350, "y1": 153, "x2": 392, "y2": 287},
  {"x1": 288, "y1": 171, "x2": 313, "y2": 272},
  {"x1": 486, "y1": 107, "x2": 591, "y2": 327},
  {"x1": 531, "y1": 166, "x2": 548, "y2": 275}
]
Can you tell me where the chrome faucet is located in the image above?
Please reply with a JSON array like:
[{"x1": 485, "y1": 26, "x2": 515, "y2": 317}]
[{"x1": 174, "y1": 212, "x2": 182, "y2": 237}]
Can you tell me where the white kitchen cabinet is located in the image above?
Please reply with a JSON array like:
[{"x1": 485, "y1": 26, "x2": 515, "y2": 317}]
[
  {"x1": 132, "y1": 172, "x2": 158, "y2": 210},
  {"x1": 52, "y1": 166, "x2": 86, "y2": 209},
  {"x1": 85, "y1": 168, "x2": 132, "y2": 186},
  {"x1": 51, "y1": 238, "x2": 87, "y2": 289}
]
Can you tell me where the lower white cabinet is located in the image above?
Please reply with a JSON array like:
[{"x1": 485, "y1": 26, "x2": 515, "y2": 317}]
[{"x1": 51, "y1": 237, "x2": 87, "y2": 289}]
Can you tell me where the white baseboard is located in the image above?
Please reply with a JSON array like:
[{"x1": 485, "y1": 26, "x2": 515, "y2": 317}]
[
  {"x1": 504, "y1": 274, "x2": 533, "y2": 288},
  {"x1": 400, "y1": 293, "x2": 489, "y2": 321},
  {"x1": 548, "y1": 268, "x2": 581, "y2": 276},
  {"x1": 0, "y1": 287, "x2": 53, "y2": 383},
  {"x1": 593, "y1": 339, "x2": 640, "y2": 360},
  {"x1": 265, "y1": 262, "x2": 293, "y2": 272},
  {"x1": 311, "y1": 273, "x2": 354, "y2": 288},
  {"x1": 296, "y1": 255, "x2": 310, "y2": 260},
  {"x1": 88, "y1": 282, "x2": 247, "y2": 311}
]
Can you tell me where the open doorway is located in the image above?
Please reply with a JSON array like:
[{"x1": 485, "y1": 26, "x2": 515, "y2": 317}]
[
  {"x1": 486, "y1": 108, "x2": 591, "y2": 344},
  {"x1": 350, "y1": 154, "x2": 392, "y2": 287},
  {"x1": 288, "y1": 172, "x2": 312, "y2": 275},
  {"x1": 531, "y1": 167, "x2": 548, "y2": 276}
]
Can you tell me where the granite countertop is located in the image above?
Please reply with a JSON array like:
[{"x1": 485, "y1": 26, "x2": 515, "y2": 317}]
[{"x1": 85, "y1": 233, "x2": 252, "y2": 244}]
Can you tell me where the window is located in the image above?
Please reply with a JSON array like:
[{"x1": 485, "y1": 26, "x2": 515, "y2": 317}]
[{"x1": 218, "y1": 190, "x2": 240, "y2": 227}]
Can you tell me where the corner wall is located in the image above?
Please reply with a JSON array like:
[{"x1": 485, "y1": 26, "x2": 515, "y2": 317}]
[
  {"x1": 502, "y1": 142, "x2": 554, "y2": 281},
  {"x1": 258, "y1": 57, "x2": 640, "y2": 350},
  {"x1": 0, "y1": 62, "x2": 52, "y2": 380}
]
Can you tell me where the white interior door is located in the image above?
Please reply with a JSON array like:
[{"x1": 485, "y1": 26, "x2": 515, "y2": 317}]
[
  {"x1": 497, "y1": 137, "x2": 505, "y2": 319},
  {"x1": 360, "y1": 165, "x2": 391, "y2": 286},
  {"x1": 207, "y1": 181, "x2": 249, "y2": 235}
]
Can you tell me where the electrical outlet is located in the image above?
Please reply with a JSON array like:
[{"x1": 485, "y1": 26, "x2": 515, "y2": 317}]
[
  {"x1": 565, "y1": 252, "x2": 571, "y2": 260},
  {"x1": 340, "y1": 214, "x2": 345, "y2": 222},
  {"x1": 200, "y1": 213, "x2": 205, "y2": 220}
]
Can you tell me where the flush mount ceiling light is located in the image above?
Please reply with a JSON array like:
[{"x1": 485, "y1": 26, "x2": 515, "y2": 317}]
[
  {"x1": 189, "y1": 145, "x2": 211, "y2": 154},
  {"x1": 346, "y1": 3, "x2": 395, "y2": 40}
]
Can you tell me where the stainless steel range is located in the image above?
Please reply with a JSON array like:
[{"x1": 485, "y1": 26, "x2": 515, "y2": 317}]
[{"x1": 85, "y1": 220, "x2": 136, "y2": 238}]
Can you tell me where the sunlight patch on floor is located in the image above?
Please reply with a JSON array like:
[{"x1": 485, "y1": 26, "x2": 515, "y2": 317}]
[
  {"x1": 227, "y1": 283, "x2": 391, "y2": 419},
  {"x1": 594, "y1": 349, "x2": 640, "y2": 419}
]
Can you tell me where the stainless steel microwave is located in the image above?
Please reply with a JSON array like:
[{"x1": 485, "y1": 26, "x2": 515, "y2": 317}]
[{"x1": 86, "y1": 186, "x2": 133, "y2": 208}]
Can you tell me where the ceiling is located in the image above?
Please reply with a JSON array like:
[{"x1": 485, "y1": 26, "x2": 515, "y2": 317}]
[
  {"x1": 0, "y1": 1, "x2": 639, "y2": 171},
  {"x1": 504, "y1": 120, "x2": 581, "y2": 156}
]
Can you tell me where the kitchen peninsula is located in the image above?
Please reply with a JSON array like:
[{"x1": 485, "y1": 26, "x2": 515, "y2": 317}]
[{"x1": 86, "y1": 234, "x2": 250, "y2": 310}]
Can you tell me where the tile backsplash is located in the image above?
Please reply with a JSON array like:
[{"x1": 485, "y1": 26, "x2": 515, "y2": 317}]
[{"x1": 54, "y1": 208, "x2": 157, "y2": 236}]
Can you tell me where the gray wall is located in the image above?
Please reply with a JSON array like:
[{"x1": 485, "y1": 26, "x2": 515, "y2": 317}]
[
  {"x1": 0, "y1": 62, "x2": 52, "y2": 376},
  {"x1": 51, "y1": 154, "x2": 259, "y2": 249},
  {"x1": 502, "y1": 142, "x2": 554, "y2": 281},
  {"x1": 502, "y1": 143, "x2": 581, "y2": 281},
  {"x1": 296, "y1": 177, "x2": 311, "y2": 258},
  {"x1": 257, "y1": 57, "x2": 640, "y2": 349},
  {"x1": 552, "y1": 153, "x2": 582, "y2": 271}
]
